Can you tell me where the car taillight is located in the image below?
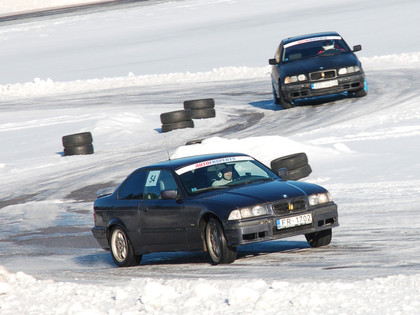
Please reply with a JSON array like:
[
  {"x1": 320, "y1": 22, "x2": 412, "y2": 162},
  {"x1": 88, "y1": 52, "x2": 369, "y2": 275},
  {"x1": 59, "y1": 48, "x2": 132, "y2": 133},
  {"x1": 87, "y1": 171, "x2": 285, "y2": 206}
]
[{"x1": 93, "y1": 212, "x2": 96, "y2": 223}]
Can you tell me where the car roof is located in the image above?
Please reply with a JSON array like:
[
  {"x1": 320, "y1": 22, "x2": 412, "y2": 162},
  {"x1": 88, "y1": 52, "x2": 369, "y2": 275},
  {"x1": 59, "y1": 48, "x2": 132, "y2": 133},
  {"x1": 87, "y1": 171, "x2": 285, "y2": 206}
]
[
  {"x1": 137, "y1": 152, "x2": 251, "y2": 172},
  {"x1": 282, "y1": 31, "x2": 341, "y2": 45}
]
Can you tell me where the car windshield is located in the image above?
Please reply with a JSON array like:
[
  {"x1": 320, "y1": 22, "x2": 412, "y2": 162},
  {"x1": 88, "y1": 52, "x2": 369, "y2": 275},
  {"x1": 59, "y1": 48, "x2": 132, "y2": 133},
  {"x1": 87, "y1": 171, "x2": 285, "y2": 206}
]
[
  {"x1": 282, "y1": 36, "x2": 351, "y2": 63},
  {"x1": 176, "y1": 156, "x2": 278, "y2": 195}
]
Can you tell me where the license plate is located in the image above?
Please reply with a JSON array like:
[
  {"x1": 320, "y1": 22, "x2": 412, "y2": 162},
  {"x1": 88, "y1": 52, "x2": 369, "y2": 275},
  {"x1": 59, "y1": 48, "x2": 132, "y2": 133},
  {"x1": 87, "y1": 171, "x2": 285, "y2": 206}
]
[
  {"x1": 277, "y1": 213, "x2": 313, "y2": 229},
  {"x1": 311, "y1": 79, "x2": 338, "y2": 90}
]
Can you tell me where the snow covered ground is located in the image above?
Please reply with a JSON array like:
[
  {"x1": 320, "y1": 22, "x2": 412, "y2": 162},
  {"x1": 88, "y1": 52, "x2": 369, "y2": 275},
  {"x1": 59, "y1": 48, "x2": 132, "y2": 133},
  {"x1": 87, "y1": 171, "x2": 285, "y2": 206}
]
[
  {"x1": 0, "y1": 0, "x2": 113, "y2": 15},
  {"x1": 1, "y1": 0, "x2": 420, "y2": 314}
]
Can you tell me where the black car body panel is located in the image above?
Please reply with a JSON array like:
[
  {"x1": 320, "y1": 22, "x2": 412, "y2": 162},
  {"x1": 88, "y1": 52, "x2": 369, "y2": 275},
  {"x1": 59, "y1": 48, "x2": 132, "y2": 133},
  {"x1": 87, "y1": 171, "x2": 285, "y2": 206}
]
[
  {"x1": 92, "y1": 153, "x2": 339, "y2": 264},
  {"x1": 269, "y1": 31, "x2": 367, "y2": 107}
]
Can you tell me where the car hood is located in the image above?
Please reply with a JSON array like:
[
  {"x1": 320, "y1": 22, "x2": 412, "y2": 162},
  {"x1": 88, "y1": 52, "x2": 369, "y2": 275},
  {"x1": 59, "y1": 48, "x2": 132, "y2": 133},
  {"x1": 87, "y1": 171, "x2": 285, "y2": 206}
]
[
  {"x1": 199, "y1": 179, "x2": 327, "y2": 209},
  {"x1": 280, "y1": 53, "x2": 361, "y2": 77}
]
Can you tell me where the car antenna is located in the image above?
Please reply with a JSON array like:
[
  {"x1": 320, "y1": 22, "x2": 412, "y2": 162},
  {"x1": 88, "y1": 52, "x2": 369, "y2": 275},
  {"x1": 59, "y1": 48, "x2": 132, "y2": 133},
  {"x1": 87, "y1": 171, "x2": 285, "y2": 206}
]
[{"x1": 163, "y1": 134, "x2": 171, "y2": 160}]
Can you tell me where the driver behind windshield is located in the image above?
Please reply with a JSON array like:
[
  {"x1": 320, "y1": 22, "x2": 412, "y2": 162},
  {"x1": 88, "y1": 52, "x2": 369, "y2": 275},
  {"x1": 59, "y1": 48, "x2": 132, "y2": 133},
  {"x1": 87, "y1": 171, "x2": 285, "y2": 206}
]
[
  {"x1": 318, "y1": 39, "x2": 346, "y2": 54},
  {"x1": 318, "y1": 40, "x2": 335, "y2": 54},
  {"x1": 212, "y1": 165, "x2": 234, "y2": 187}
]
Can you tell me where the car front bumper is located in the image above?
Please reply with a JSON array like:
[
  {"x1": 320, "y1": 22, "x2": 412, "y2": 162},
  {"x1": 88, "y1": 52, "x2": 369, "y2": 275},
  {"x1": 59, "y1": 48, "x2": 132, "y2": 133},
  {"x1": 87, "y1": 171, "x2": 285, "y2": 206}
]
[
  {"x1": 281, "y1": 72, "x2": 365, "y2": 102},
  {"x1": 224, "y1": 203, "x2": 339, "y2": 247}
]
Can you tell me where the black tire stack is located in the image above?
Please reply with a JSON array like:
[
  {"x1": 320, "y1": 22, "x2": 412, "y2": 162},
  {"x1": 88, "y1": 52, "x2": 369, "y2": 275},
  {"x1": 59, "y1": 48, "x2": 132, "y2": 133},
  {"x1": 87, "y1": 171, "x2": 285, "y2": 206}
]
[
  {"x1": 160, "y1": 98, "x2": 216, "y2": 133},
  {"x1": 62, "y1": 132, "x2": 94, "y2": 156},
  {"x1": 183, "y1": 98, "x2": 216, "y2": 119},
  {"x1": 160, "y1": 109, "x2": 194, "y2": 133},
  {"x1": 270, "y1": 152, "x2": 312, "y2": 180}
]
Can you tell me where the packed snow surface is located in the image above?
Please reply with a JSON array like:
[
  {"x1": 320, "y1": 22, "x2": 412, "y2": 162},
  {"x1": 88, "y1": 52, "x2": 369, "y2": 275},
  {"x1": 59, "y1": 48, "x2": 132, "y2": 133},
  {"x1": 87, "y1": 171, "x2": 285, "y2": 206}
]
[
  {"x1": 1, "y1": 0, "x2": 420, "y2": 314},
  {"x1": 0, "y1": 0, "x2": 112, "y2": 15}
]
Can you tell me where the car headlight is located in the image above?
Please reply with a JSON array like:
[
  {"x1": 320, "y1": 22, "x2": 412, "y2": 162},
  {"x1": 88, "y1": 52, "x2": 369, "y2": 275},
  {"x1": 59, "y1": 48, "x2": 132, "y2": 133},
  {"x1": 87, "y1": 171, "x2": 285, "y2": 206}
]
[
  {"x1": 284, "y1": 74, "x2": 307, "y2": 84},
  {"x1": 228, "y1": 205, "x2": 270, "y2": 220},
  {"x1": 338, "y1": 66, "x2": 361, "y2": 75},
  {"x1": 308, "y1": 192, "x2": 333, "y2": 206}
]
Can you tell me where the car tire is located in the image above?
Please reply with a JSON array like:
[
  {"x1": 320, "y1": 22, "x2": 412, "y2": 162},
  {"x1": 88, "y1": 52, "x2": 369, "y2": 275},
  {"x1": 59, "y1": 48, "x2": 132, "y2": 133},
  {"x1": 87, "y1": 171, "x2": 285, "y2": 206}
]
[
  {"x1": 270, "y1": 153, "x2": 309, "y2": 172},
  {"x1": 272, "y1": 84, "x2": 280, "y2": 104},
  {"x1": 190, "y1": 108, "x2": 216, "y2": 119},
  {"x1": 205, "y1": 218, "x2": 237, "y2": 265},
  {"x1": 353, "y1": 88, "x2": 367, "y2": 97},
  {"x1": 184, "y1": 98, "x2": 215, "y2": 110},
  {"x1": 64, "y1": 144, "x2": 94, "y2": 156},
  {"x1": 279, "y1": 93, "x2": 293, "y2": 109},
  {"x1": 62, "y1": 132, "x2": 92, "y2": 147},
  {"x1": 109, "y1": 227, "x2": 142, "y2": 267},
  {"x1": 287, "y1": 164, "x2": 312, "y2": 180},
  {"x1": 277, "y1": 80, "x2": 293, "y2": 109},
  {"x1": 161, "y1": 120, "x2": 194, "y2": 133},
  {"x1": 305, "y1": 228, "x2": 332, "y2": 247},
  {"x1": 160, "y1": 109, "x2": 192, "y2": 124}
]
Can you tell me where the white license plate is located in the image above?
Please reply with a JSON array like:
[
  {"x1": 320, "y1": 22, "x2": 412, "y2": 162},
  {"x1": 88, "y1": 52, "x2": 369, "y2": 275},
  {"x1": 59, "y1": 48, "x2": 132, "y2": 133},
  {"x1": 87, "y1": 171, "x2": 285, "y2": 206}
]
[
  {"x1": 311, "y1": 79, "x2": 338, "y2": 90},
  {"x1": 277, "y1": 213, "x2": 313, "y2": 229}
]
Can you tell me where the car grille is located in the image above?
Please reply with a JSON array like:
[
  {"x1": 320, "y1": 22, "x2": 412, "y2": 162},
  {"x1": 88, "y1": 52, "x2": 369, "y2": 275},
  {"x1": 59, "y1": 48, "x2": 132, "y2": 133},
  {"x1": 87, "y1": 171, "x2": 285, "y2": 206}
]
[
  {"x1": 310, "y1": 69, "x2": 336, "y2": 81},
  {"x1": 272, "y1": 199, "x2": 307, "y2": 214}
]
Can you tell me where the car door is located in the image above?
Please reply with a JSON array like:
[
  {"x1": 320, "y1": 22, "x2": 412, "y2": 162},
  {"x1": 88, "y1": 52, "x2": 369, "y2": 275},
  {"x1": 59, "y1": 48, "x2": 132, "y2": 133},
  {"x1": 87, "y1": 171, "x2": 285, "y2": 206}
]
[
  {"x1": 139, "y1": 169, "x2": 187, "y2": 252},
  {"x1": 114, "y1": 170, "x2": 147, "y2": 251}
]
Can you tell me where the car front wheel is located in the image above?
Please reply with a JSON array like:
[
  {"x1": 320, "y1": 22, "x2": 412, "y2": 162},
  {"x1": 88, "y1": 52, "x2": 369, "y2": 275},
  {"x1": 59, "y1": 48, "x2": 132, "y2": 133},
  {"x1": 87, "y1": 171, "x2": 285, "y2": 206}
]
[
  {"x1": 110, "y1": 227, "x2": 141, "y2": 267},
  {"x1": 276, "y1": 80, "x2": 293, "y2": 109},
  {"x1": 205, "y1": 218, "x2": 237, "y2": 264},
  {"x1": 305, "y1": 228, "x2": 332, "y2": 247},
  {"x1": 272, "y1": 84, "x2": 280, "y2": 104}
]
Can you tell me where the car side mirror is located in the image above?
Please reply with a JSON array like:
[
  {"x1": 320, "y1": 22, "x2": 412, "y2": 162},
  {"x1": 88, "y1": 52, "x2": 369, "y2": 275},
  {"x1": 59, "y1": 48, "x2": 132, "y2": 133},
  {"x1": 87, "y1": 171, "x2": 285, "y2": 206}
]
[
  {"x1": 161, "y1": 190, "x2": 179, "y2": 200},
  {"x1": 269, "y1": 58, "x2": 278, "y2": 65},
  {"x1": 352, "y1": 45, "x2": 362, "y2": 52},
  {"x1": 277, "y1": 167, "x2": 288, "y2": 181}
]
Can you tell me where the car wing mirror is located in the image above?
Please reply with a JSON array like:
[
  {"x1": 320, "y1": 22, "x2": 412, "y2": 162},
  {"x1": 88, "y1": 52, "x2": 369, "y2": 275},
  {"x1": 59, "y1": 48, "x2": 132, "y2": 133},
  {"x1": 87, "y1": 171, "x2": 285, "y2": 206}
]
[
  {"x1": 352, "y1": 45, "x2": 362, "y2": 52},
  {"x1": 269, "y1": 58, "x2": 278, "y2": 65},
  {"x1": 277, "y1": 167, "x2": 288, "y2": 181},
  {"x1": 161, "y1": 189, "x2": 179, "y2": 200}
]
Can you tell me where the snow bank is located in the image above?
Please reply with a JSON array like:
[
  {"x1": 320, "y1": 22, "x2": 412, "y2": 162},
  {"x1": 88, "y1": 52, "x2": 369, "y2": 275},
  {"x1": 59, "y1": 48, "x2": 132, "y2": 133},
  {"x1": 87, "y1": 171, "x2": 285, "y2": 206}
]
[
  {"x1": 2, "y1": 52, "x2": 420, "y2": 99},
  {"x1": 0, "y1": 266, "x2": 10, "y2": 295},
  {"x1": 361, "y1": 52, "x2": 420, "y2": 70},
  {"x1": 0, "y1": 0, "x2": 113, "y2": 15},
  {"x1": 1, "y1": 265, "x2": 419, "y2": 314},
  {"x1": 0, "y1": 66, "x2": 267, "y2": 99}
]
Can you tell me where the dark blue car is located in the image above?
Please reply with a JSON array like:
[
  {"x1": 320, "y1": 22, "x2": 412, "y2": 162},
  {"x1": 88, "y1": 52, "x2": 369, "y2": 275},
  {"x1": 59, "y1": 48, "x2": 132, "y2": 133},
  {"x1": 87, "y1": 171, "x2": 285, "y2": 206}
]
[
  {"x1": 92, "y1": 153, "x2": 339, "y2": 267},
  {"x1": 269, "y1": 31, "x2": 367, "y2": 108}
]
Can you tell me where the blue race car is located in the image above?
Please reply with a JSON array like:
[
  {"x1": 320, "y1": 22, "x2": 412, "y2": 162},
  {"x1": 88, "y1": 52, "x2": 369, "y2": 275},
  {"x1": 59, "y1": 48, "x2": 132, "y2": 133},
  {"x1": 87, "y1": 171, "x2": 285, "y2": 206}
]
[{"x1": 269, "y1": 31, "x2": 367, "y2": 108}]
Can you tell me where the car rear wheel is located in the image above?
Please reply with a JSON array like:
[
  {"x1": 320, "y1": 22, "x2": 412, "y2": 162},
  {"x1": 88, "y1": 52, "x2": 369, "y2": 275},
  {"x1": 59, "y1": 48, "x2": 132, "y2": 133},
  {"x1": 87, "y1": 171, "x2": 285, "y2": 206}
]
[
  {"x1": 205, "y1": 218, "x2": 237, "y2": 264},
  {"x1": 305, "y1": 228, "x2": 332, "y2": 247},
  {"x1": 110, "y1": 227, "x2": 141, "y2": 267}
]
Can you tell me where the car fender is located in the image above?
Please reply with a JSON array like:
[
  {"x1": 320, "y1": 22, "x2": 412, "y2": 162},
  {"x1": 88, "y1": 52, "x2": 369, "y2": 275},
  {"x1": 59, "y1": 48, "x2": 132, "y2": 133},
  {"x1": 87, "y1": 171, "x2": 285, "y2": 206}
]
[{"x1": 107, "y1": 218, "x2": 129, "y2": 239}]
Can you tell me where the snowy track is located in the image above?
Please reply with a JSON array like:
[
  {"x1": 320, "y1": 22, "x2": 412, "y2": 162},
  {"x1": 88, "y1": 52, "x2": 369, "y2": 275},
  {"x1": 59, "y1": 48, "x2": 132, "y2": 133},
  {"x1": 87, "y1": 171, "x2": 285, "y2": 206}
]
[{"x1": 1, "y1": 68, "x2": 420, "y2": 284}]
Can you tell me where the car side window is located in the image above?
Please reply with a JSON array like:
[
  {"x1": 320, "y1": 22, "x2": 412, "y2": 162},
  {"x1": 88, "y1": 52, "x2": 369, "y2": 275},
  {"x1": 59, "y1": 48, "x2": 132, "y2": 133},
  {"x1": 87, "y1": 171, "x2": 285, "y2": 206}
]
[
  {"x1": 117, "y1": 171, "x2": 147, "y2": 200},
  {"x1": 144, "y1": 170, "x2": 178, "y2": 200}
]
